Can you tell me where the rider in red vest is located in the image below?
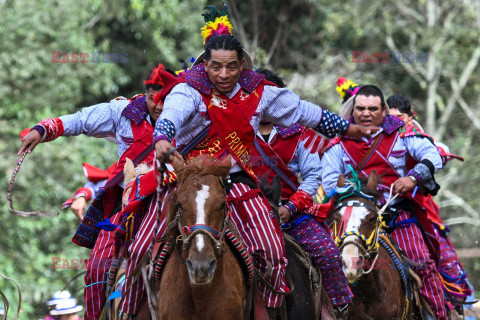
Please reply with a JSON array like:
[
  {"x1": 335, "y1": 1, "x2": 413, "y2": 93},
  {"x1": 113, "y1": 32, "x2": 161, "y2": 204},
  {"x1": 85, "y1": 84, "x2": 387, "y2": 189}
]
[
  {"x1": 18, "y1": 64, "x2": 178, "y2": 320},
  {"x1": 61, "y1": 162, "x2": 117, "y2": 221},
  {"x1": 322, "y1": 84, "x2": 448, "y2": 320},
  {"x1": 153, "y1": 8, "x2": 375, "y2": 317},
  {"x1": 387, "y1": 94, "x2": 473, "y2": 312},
  {"x1": 252, "y1": 68, "x2": 353, "y2": 317}
]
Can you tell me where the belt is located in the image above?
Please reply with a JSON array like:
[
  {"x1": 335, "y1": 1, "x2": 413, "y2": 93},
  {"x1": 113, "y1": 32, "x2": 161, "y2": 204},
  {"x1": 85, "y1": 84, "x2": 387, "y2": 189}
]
[{"x1": 225, "y1": 171, "x2": 258, "y2": 194}]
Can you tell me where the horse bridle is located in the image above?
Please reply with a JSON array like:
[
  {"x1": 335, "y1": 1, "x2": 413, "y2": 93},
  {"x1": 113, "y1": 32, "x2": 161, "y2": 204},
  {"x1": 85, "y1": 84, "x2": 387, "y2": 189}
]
[
  {"x1": 173, "y1": 177, "x2": 231, "y2": 258},
  {"x1": 333, "y1": 199, "x2": 381, "y2": 263}
]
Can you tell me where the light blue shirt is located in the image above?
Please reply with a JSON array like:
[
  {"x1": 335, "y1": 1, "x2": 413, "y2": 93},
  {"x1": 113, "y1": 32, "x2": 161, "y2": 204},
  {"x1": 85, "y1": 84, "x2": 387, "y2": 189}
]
[
  {"x1": 159, "y1": 83, "x2": 324, "y2": 151},
  {"x1": 321, "y1": 128, "x2": 442, "y2": 197},
  {"x1": 59, "y1": 98, "x2": 154, "y2": 158}
]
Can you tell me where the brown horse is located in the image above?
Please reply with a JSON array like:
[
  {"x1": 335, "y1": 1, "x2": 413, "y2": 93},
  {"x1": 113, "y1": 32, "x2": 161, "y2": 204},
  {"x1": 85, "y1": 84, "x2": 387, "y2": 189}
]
[
  {"x1": 329, "y1": 173, "x2": 421, "y2": 320},
  {"x1": 157, "y1": 155, "x2": 247, "y2": 320}
]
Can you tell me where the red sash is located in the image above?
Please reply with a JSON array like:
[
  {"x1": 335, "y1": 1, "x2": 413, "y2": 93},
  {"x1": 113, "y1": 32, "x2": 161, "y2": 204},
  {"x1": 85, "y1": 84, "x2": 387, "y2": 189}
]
[
  {"x1": 102, "y1": 120, "x2": 154, "y2": 217},
  {"x1": 340, "y1": 133, "x2": 401, "y2": 190},
  {"x1": 252, "y1": 134, "x2": 301, "y2": 199},
  {"x1": 338, "y1": 133, "x2": 440, "y2": 263},
  {"x1": 186, "y1": 85, "x2": 265, "y2": 179}
]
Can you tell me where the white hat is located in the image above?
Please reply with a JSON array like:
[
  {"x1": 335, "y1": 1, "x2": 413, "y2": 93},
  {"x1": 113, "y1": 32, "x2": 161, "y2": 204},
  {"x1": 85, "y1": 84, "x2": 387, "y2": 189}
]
[
  {"x1": 47, "y1": 290, "x2": 73, "y2": 306},
  {"x1": 49, "y1": 298, "x2": 83, "y2": 315}
]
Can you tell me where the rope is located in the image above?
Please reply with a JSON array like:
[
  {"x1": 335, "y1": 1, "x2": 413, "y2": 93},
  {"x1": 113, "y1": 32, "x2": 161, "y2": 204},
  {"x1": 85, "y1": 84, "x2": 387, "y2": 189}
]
[
  {"x1": 0, "y1": 272, "x2": 22, "y2": 320},
  {"x1": 7, "y1": 151, "x2": 58, "y2": 217}
]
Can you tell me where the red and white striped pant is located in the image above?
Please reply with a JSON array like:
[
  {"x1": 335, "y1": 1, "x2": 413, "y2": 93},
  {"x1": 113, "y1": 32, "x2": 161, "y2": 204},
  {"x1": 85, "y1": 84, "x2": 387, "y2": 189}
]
[
  {"x1": 391, "y1": 211, "x2": 447, "y2": 320},
  {"x1": 226, "y1": 182, "x2": 289, "y2": 308},
  {"x1": 84, "y1": 212, "x2": 122, "y2": 320},
  {"x1": 119, "y1": 190, "x2": 168, "y2": 315}
]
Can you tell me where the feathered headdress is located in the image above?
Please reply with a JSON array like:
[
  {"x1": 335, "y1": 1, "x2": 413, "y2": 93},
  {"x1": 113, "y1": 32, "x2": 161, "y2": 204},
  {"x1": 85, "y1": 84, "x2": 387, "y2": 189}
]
[
  {"x1": 144, "y1": 63, "x2": 166, "y2": 86},
  {"x1": 336, "y1": 77, "x2": 361, "y2": 103},
  {"x1": 200, "y1": 4, "x2": 233, "y2": 44}
]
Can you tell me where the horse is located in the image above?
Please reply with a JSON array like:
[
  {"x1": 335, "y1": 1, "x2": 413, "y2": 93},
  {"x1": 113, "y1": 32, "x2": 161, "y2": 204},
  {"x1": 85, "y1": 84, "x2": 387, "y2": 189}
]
[
  {"x1": 258, "y1": 175, "x2": 336, "y2": 320},
  {"x1": 157, "y1": 155, "x2": 248, "y2": 320},
  {"x1": 328, "y1": 172, "x2": 422, "y2": 320}
]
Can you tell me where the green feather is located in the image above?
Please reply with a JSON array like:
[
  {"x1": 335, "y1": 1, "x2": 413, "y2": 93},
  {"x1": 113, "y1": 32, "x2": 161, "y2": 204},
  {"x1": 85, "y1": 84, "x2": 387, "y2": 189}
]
[{"x1": 202, "y1": 4, "x2": 229, "y2": 23}]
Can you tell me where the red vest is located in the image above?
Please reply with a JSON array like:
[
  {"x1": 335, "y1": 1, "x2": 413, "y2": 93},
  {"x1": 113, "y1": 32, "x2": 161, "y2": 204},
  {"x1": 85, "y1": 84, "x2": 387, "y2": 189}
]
[{"x1": 252, "y1": 127, "x2": 303, "y2": 199}]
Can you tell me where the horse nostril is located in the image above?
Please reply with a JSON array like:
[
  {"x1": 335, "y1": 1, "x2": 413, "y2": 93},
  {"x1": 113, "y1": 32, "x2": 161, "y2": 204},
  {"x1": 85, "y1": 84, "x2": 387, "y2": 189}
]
[
  {"x1": 207, "y1": 258, "x2": 217, "y2": 275},
  {"x1": 186, "y1": 258, "x2": 194, "y2": 272}
]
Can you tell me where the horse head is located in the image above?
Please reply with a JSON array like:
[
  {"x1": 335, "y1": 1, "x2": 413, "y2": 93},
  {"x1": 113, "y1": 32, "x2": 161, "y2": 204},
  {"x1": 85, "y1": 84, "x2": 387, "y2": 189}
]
[
  {"x1": 170, "y1": 155, "x2": 231, "y2": 286},
  {"x1": 330, "y1": 171, "x2": 380, "y2": 283}
]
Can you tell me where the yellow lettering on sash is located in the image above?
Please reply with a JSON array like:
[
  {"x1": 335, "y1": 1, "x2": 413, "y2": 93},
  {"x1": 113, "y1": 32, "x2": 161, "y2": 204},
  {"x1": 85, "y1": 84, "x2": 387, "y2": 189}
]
[{"x1": 226, "y1": 131, "x2": 237, "y2": 140}]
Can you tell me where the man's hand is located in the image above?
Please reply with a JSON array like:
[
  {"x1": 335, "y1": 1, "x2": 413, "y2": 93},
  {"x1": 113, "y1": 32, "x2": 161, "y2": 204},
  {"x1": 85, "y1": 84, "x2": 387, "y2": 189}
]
[
  {"x1": 18, "y1": 130, "x2": 42, "y2": 155},
  {"x1": 393, "y1": 177, "x2": 416, "y2": 194},
  {"x1": 70, "y1": 197, "x2": 87, "y2": 221},
  {"x1": 155, "y1": 140, "x2": 182, "y2": 163},
  {"x1": 345, "y1": 124, "x2": 379, "y2": 139},
  {"x1": 279, "y1": 206, "x2": 291, "y2": 223}
]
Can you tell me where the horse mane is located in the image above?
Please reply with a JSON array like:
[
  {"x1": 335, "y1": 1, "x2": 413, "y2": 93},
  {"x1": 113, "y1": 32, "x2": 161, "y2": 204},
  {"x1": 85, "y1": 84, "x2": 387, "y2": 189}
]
[
  {"x1": 357, "y1": 176, "x2": 380, "y2": 199},
  {"x1": 332, "y1": 175, "x2": 381, "y2": 204},
  {"x1": 175, "y1": 155, "x2": 231, "y2": 185}
]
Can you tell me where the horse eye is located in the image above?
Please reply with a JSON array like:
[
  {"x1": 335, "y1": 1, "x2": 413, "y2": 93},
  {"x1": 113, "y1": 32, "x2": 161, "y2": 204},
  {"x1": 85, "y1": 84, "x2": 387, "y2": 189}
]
[
  {"x1": 220, "y1": 202, "x2": 226, "y2": 210},
  {"x1": 176, "y1": 202, "x2": 182, "y2": 210}
]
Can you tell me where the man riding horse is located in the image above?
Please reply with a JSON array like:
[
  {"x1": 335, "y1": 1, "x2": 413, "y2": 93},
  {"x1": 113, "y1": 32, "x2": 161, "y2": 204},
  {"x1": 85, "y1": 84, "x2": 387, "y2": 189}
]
[
  {"x1": 321, "y1": 84, "x2": 448, "y2": 319},
  {"x1": 153, "y1": 7, "x2": 376, "y2": 318},
  {"x1": 18, "y1": 64, "x2": 178, "y2": 320},
  {"x1": 252, "y1": 68, "x2": 352, "y2": 318}
]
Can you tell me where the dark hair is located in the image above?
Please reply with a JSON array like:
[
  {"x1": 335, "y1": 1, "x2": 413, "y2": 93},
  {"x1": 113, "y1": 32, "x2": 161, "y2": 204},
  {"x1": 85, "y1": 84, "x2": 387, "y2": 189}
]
[
  {"x1": 386, "y1": 94, "x2": 413, "y2": 116},
  {"x1": 353, "y1": 85, "x2": 386, "y2": 109},
  {"x1": 257, "y1": 68, "x2": 285, "y2": 88},
  {"x1": 204, "y1": 34, "x2": 243, "y2": 62}
]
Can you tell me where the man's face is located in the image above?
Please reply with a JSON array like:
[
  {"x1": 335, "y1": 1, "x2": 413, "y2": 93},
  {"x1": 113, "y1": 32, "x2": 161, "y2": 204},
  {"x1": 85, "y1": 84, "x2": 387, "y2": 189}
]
[
  {"x1": 203, "y1": 49, "x2": 244, "y2": 94},
  {"x1": 389, "y1": 108, "x2": 412, "y2": 124},
  {"x1": 352, "y1": 95, "x2": 386, "y2": 127},
  {"x1": 146, "y1": 87, "x2": 163, "y2": 122}
]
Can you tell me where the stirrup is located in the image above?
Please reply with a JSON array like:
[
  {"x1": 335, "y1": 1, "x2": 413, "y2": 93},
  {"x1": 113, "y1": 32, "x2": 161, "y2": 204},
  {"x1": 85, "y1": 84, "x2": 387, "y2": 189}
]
[{"x1": 334, "y1": 304, "x2": 349, "y2": 320}]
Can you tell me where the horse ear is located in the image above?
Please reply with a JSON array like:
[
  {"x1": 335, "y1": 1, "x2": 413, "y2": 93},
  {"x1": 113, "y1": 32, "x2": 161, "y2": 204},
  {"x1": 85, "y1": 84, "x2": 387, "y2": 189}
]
[
  {"x1": 124, "y1": 158, "x2": 137, "y2": 184},
  {"x1": 218, "y1": 155, "x2": 232, "y2": 168},
  {"x1": 217, "y1": 155, "x2": 232, "y2": 180},
  {"x1": 366, "y1": 171, "x2": 378, "y2": 191},
  {"x1": 337, "y1": 174, "x2": 346, "y2": 187}
]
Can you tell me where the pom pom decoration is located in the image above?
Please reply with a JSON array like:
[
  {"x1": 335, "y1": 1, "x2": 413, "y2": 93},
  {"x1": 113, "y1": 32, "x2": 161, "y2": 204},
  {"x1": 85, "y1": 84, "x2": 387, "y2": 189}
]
[
  {"x1": 200, "y1": 5, "x2": 233, "y2": 44},
  {"x1": 144, "y1": 63, "x2": 166, "y2": 86},
  {"x1": 336, "y1": 77, "x2": 361, "y2": 103}
]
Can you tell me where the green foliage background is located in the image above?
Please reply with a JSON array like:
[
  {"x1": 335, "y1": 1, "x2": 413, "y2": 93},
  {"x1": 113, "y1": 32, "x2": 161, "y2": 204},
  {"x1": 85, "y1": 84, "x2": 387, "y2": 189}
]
[{"x1": 0, "y1": 0, "x2": 479, "y2": 318}]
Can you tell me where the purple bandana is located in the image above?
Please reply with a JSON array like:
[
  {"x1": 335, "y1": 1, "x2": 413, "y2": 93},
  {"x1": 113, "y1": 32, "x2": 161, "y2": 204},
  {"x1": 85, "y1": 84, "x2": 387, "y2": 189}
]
[
  {"x1": 185, "y1": 64, "x2": 265, "y2": 95},
  {"x1": 121, "y1": 95, "x2": 148, "y2": 125}
]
